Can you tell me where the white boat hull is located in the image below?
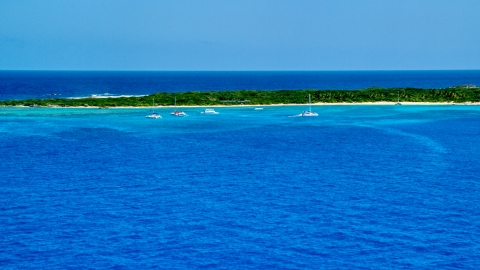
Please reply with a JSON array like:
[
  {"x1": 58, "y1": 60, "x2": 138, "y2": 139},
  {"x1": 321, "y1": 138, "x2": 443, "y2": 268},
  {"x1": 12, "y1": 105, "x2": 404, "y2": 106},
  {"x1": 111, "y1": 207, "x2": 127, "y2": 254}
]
[
  {"x1": 299, "y1": 111, "x2": 318, "y2": 117},
  {"x1": 170, "y1": 111, "x2": 187, "y2": 117},
  {"x1": 201, "y1": 109, "x2": 219, "y2": 114}
]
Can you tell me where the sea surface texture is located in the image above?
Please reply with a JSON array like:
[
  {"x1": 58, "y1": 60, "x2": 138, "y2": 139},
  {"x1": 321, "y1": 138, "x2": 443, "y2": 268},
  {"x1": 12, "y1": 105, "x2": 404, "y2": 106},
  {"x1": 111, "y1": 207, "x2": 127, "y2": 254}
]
[
  {"x1": 1, "y1": 70, "x2": 480, "y2": 100},
  {"x1": 1, "y1": 104, "x2": 480, "y2": 269}
]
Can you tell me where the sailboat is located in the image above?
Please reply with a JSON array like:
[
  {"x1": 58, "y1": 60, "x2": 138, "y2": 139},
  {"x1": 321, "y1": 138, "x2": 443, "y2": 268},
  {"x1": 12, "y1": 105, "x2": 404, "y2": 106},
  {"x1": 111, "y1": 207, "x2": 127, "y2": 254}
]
[
  {"x1": 170, "y1": 97, "x2": 187, "y2": 117},
  {"x1": 396, "y1": 91, "x2": 402, "y2": 105},
  {"x1": 299, "y1": 94, "x2": 318, "y2": 117},
  {"x1": 146, "y1": 98, "x2": 162, "y2": 118}
]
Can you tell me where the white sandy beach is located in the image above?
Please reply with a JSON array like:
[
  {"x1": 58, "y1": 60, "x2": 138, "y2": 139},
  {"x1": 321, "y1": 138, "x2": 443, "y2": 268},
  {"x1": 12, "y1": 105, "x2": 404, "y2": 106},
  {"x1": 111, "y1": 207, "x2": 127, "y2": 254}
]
[{"x1": 7, "y1": 101, "x2": 480, "y2": 109}]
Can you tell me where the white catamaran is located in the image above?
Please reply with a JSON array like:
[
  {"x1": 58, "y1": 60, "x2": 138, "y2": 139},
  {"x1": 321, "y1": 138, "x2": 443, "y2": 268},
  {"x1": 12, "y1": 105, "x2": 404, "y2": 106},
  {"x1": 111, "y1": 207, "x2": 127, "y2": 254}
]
[
  {"x1": 170, "y1": 97, "x2": 187, "y2": 117},
  {"x1": 299, "y1": 94, "x2": 318, "y2": 117},
  {"x1": 146, "y1": 98, "x2": 162, "y2": 119}
]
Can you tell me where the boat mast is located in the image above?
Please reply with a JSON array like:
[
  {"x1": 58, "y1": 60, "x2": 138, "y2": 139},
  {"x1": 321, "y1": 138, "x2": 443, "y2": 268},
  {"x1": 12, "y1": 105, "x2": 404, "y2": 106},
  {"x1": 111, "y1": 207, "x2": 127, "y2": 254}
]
[{"x1": 309, "y1": 94, "x2": 312, "y2": 112}]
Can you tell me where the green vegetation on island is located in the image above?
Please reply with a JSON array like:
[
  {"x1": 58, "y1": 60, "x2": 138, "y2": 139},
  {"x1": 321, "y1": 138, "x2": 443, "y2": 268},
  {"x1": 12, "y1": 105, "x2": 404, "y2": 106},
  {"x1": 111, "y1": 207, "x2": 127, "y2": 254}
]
[{"x1": 1, "y1": 86, "x2": 480, "y2": 107}]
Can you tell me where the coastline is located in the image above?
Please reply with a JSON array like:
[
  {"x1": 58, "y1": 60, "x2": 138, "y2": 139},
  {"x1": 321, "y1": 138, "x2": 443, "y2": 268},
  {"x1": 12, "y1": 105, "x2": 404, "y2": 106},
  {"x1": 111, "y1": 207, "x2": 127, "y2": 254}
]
[
  {"x1": 2, "y1": 88, "x2": 480, "y2": 108},
  {"x1": 3, "y1": 101, "x2": 480, "y2": 109}
]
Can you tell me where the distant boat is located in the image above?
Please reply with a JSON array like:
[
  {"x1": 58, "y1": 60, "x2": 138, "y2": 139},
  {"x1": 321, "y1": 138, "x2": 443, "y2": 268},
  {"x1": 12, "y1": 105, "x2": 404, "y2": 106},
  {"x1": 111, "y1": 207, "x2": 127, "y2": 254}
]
[
  {"x1": 254, "y1": 107, "x2": 263, "y2": 110},
  {"x1": 147, "y1": 112, "x2": 161, "y2": 118},
  {"x1": 170, "y1": 97, "x2": 187, "y2": 117},
  {"x1": 299, "y1": 94, "x2": 318, "y2": 117},
  {"x1": 146, "y1": 98, "x2": 162, "y2": 119},
  {"x1": 201, "y1": 108, "x2": 219, "y2": 114},
  {"x1": 396, "y1": 91, "x2": 402, "y2": 105}
]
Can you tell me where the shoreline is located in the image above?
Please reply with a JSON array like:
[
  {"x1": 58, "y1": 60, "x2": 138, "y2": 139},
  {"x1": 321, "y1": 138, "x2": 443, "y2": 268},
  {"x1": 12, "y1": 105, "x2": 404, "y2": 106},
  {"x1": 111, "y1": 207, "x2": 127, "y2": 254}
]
[
  {"x1": 2, "y1": 88, "x2": 480, "y2": 108},
  {"x1": 3, "y1": 101, "x2": 480, "y2": 109}
]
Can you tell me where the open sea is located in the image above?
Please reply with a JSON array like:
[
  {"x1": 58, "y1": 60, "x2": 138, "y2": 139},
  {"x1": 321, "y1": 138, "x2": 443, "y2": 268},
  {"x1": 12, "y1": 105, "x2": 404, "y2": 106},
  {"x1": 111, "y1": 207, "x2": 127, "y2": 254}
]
[{"x1": 1, "y1": 71, "x2": 480, "y2": 269}]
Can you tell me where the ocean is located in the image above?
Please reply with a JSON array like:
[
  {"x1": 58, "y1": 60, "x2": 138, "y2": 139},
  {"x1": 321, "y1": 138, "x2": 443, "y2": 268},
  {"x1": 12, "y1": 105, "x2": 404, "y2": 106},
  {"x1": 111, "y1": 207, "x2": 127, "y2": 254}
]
[{"x1": 1, "y1": 71, "x2": 480, "y2": 269}]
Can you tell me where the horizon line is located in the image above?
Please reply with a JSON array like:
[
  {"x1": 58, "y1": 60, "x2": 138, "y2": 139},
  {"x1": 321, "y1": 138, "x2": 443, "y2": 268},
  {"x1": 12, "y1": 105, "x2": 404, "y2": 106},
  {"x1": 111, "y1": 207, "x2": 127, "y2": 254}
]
[{"x1": 1, "y1": 69, "x2": 480, "y2": 72}]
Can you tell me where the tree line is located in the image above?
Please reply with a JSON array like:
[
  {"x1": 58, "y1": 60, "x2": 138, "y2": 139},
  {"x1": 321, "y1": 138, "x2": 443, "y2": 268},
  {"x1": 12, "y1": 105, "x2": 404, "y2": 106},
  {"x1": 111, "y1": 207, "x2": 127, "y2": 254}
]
[{"x1": 1, "y1": 87, "x2": 480, "y2": 107}]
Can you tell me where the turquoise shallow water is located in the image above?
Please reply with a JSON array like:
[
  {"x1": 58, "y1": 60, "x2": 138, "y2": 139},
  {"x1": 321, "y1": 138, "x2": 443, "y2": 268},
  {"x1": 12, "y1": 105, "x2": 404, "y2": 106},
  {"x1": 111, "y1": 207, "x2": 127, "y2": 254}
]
[{"x1": 1, "y1": 105, "x2": 480, "y2": 269}]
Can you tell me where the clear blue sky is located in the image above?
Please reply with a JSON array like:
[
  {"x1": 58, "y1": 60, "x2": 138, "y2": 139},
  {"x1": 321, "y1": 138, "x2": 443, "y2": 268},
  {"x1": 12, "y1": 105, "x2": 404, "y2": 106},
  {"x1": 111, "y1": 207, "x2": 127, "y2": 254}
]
[{"x1": 1, "y1": 0, "x2": 479, "y2": 70}]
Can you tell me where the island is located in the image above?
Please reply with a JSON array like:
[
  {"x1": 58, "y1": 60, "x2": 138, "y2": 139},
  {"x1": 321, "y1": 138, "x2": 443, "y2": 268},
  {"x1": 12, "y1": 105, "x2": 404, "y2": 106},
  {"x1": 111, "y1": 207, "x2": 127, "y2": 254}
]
[{"x1": 1, "y1": 86, "x2": 480, "y2": 107}]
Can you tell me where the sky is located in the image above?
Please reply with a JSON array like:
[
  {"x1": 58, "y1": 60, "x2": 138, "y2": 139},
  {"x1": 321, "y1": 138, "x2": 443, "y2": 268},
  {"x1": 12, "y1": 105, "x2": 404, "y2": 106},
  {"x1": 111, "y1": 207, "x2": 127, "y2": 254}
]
[{"x1": 1, "y1": 0, "x2": 479, "y2": 71}]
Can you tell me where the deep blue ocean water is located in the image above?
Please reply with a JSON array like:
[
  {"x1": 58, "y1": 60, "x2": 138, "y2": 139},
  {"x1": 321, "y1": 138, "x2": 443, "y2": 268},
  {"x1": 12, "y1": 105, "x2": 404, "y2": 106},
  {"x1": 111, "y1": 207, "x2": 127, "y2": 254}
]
[
  {"x1": 1, "y1": 70, "x2": 480, "y2": 101},
  {"x1": 1, "y1": 104, "x2": 480, "y2": 269}
]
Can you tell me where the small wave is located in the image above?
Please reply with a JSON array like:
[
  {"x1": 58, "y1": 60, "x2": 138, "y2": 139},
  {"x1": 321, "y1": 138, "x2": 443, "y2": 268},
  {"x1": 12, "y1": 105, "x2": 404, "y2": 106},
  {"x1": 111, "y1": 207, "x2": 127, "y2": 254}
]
[
  {"x1": 67, "y1": 94, "x2": 147, "y2": 100},
  {"x1": 353, "y1": 123, "x2": 447, "y2": 155}
]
